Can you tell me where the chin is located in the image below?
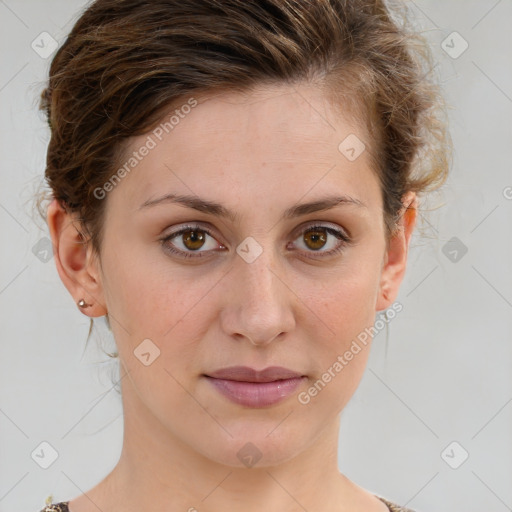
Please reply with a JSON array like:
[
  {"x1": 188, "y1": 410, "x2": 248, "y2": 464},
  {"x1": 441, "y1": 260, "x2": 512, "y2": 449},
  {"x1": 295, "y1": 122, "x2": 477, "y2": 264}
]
[{"x1": 190, "y1": 421, "x2": 313, "y2": 469}]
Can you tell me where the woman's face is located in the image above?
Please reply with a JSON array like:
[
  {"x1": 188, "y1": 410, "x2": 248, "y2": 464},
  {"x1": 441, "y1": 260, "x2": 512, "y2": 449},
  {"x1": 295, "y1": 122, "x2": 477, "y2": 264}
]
[{"x1": 53, "y1": 82, "x2": 415, "y2": 468}]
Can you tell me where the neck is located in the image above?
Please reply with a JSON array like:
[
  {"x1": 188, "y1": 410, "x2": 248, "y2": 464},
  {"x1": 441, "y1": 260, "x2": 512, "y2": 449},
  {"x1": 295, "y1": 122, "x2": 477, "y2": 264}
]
[{"x1": 75, "y1": 373, "x2": 378, "y2": 512}]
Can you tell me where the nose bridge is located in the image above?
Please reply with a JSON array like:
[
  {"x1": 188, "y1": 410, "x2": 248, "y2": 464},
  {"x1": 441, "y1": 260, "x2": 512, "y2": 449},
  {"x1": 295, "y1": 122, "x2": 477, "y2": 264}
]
[
  {"x1": 222, "y1": 237, "x2": 295, "y2": 345},
  {"x1": 242, "y1": 251, "x2": 277, "y2": 305}
]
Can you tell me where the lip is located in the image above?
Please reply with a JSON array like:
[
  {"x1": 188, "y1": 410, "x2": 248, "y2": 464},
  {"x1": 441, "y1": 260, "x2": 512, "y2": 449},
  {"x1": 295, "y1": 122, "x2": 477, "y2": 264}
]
[{"x1": 204, "y1": 366, "x2": 307, "y2": 407}]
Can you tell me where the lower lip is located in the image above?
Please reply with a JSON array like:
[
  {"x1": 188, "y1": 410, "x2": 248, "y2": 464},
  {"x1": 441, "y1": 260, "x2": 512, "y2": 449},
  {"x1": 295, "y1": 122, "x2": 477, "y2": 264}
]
[{"x1": 205, "y1": 376, "x2": 306, "y2": 407}]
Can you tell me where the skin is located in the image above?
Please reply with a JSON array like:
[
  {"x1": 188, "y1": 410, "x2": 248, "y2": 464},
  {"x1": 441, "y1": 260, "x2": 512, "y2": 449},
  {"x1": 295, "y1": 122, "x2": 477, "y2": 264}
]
[{"x1": 47, "y1": 82, "x2": 417, "y2": 512}]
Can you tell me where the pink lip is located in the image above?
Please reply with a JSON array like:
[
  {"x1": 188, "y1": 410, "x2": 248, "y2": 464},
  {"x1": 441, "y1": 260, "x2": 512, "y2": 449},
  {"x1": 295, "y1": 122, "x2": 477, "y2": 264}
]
[{"x1": 204, "y1": 366, "x2": 306, "y2": 407}]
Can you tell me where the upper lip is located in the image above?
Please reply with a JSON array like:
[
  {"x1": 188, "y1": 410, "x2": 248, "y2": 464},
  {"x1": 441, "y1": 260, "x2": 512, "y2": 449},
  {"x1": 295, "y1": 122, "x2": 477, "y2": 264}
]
[{"x1": 205, "y1": 366, "x2": 304, "y2": 382}]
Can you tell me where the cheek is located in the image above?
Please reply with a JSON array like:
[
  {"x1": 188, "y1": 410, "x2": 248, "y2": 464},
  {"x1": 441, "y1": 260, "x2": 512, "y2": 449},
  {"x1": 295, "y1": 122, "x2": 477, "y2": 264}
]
[
  {"x1": 100, "y1": 237, "x2": 182, "y2": 326},
  {"x1": 98, "y1": 251, "x2": 162, "y2": 366},
  {"x1": 101, "y1": 225, "x2": 384, "y2": 361},
  {"x1": 309, "y1": 257, "x2": 382, "y2": 338},
  {"x1": 298, "y1": 252, "x2": 383, "y2": 396},
  {"x1": 311, "y1": 284, "x2": 377, "y2": 382},
  {"x1": 100, "y1": 243, "x2": 220, "y2": 370}
]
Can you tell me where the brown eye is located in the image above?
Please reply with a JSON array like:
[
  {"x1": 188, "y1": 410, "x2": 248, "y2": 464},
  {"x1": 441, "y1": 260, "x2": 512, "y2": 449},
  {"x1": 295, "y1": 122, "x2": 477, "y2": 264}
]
[
  {"x1": 303, "y1": 227, "x2": 328, "y2": 251},
  {"x1": 181, "y1": 229, "x2": 207, "y2": 251},
  {"x1": 161, "y1": 224, "x2": 225, "y2": 259},
  {"x1": 292, "y1": 224, "x2": 351, "y2": 257}
]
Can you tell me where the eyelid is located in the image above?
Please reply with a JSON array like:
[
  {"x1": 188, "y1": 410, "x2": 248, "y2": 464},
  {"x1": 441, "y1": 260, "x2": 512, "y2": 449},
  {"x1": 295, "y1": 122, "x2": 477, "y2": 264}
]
[
  {"x1": 161, "y1": 223, "x2": 224, "y2": 257},
  {"x1": 161, "y1": 221, "x2": 352, "y2": 259},
  {"x1": 291, "y1": 220, "x2": 351, "y2": 241},
  {"x1": 288, "y1": 222, "x2": 353, "y2": 258}
]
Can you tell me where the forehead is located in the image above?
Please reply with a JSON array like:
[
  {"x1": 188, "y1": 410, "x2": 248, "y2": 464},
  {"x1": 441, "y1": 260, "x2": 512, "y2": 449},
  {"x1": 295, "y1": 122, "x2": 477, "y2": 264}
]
[
  {"x1": 107, "y1": 82, "x2": 380, "y2": 217},
  {"x1": 178, "y1": 82, "x2": 365, "y2": 157}
]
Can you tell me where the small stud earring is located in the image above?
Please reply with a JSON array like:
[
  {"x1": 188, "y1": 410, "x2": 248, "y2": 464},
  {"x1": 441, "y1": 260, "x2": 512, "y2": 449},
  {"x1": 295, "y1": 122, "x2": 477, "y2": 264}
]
[{"x1": 77, "y1": 298, "x2": 92, "y2": 308}]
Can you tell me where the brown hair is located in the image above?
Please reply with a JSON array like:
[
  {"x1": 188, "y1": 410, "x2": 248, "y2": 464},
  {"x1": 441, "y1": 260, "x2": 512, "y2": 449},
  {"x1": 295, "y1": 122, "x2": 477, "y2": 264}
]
[{"x1": 36, "y1": 0, "x2": 450, "y2": 347}]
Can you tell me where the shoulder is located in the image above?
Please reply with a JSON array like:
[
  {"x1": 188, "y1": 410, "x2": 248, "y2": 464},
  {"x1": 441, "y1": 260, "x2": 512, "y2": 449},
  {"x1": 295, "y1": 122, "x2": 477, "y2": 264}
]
[
  {"x1": 38, "y1": 501, "x2": 70, "y2": 512},
  {"x1": 376, "y1": 495, "x2": 418, "y2": 512},
  {"x1": 39, "y1": 495, "x2": 413, "y2": 512}
]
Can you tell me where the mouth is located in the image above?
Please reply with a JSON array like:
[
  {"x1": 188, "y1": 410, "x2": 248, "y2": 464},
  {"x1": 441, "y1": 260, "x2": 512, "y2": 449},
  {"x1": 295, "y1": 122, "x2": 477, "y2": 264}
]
[{"x1": 203, "y1": 366, "x2": 307, "y2": 408}]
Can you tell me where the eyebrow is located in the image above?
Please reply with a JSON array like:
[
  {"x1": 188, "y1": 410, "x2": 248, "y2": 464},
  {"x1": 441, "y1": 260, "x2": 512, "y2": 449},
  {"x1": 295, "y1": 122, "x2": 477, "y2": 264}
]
[{"x1": 138, "y1": 193, "x2": 367, "y2": 222}]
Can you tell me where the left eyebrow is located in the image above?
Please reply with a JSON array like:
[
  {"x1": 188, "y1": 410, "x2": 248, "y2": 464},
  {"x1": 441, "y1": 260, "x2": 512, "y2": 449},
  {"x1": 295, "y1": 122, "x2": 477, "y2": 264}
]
[
  {"x1": 283, "y1": 195, "x2": 367, "y2": 218},
  {"x1": 137, "y1": 193, "x2": 367, "y2": 223}
]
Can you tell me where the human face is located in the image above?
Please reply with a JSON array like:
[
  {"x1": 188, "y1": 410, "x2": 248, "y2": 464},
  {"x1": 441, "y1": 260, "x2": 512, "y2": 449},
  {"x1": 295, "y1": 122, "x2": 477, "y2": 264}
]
[{"x1": 91, "y1": 82, "x2": 406, "y2": 468}]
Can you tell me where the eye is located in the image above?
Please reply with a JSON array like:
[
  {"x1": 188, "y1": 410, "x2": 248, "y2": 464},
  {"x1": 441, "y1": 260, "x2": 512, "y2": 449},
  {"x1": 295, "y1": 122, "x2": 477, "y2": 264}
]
[
  {"x1": 290, "y1": 223, "x2": 352, "y2": 257},
  {"x1": 161, "y1": 224, "x2": 225, "y2": 259},
  {"x1": 161, "y1": 222, "x2": 352, "y2": 260}
]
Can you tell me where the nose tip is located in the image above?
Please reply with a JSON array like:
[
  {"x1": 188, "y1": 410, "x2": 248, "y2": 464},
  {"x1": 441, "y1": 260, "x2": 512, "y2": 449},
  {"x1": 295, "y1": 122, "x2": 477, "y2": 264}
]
[
  {"x1": 222, "y1": 252, "x2": 296, "y2": 347},
  {"x1": 246, "y1": 331, "x2": 283, "y2": 346}
]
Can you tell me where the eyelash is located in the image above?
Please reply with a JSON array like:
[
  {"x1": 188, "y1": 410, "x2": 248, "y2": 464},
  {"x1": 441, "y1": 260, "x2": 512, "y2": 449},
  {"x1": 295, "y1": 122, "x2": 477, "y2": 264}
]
[{"x1": 160, "y1": 223, "x2": 353, "y2": 260}]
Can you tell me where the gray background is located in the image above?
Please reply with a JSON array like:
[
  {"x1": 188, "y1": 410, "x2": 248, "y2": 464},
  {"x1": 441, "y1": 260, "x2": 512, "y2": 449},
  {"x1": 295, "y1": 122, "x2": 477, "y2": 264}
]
[{"x1": 1, "y1": 1, "x2": 511, "y2": 511}]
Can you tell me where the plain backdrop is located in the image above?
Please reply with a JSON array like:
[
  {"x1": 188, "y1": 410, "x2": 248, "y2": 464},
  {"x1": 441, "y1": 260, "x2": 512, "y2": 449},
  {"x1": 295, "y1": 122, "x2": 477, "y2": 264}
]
[{"x1": 1, "y1": 1, "x2": 511, "y2": 511}]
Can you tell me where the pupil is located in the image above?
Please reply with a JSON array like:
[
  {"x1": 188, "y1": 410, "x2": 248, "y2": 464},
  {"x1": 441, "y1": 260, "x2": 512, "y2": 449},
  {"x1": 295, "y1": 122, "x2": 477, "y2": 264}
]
[
  {"x1": 307, "y1": 229, "x2": 326, "y2": 250},
  {"x1": 185, "y1": 230, "x2": 204, "y2": 250}
]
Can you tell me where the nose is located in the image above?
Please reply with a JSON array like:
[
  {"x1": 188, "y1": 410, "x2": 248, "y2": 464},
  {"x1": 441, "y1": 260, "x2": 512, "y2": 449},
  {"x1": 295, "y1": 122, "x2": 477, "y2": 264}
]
[{"x1": 220, "y1": 245, "x2": 296, "y2": 347}]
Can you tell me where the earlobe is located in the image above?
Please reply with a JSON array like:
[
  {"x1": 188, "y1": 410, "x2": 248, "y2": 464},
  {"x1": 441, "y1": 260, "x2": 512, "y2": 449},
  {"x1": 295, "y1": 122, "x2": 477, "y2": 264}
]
[
  {"x1": 375, "y1": 191, "x2": 418, "y2": 312},
  {"x1": 46, "y1": 198, "x2": 107, "y2": 317}
]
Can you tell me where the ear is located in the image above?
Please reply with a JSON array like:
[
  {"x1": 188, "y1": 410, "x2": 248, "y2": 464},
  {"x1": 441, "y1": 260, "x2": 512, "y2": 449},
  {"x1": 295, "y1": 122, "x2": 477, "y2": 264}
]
[
  {"x1": 375, "y1": 191, "x2": 418, "y2": 312},
  {"x1": 46, "y1": 198, "x2": 107, "y2": 317}
]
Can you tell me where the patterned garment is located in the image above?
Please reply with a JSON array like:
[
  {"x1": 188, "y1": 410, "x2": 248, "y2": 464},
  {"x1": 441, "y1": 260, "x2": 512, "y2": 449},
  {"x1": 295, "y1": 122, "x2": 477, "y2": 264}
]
[
  {"x1": 376, "y1": 496, "x2": 418, "y2": 512},
  {"x1": 39, "y1": 495, "x2": 417, "y2": 511}
]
